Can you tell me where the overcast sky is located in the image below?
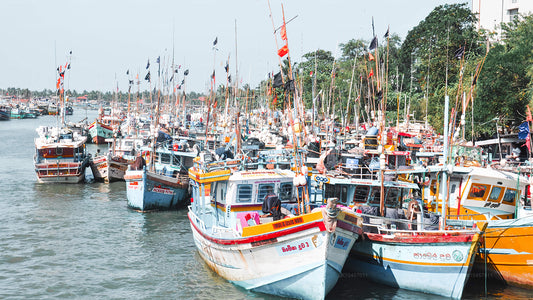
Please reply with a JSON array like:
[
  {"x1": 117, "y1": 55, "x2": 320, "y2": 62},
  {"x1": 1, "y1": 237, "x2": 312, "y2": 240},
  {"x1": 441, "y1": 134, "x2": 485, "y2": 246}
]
[{"x1": 0, "y1": 0, "x2": 469, "y2": 94}]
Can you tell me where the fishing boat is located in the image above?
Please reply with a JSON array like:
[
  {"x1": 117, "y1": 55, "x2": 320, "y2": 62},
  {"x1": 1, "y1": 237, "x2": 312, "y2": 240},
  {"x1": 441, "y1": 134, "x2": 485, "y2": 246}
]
[
  {"x1": 90, "y1": 137, "x2": 141, "y2": 182},
  {"x1": 88, "y1": 120, "x2": 114, "y2": 144},
  {"x1": 310, "y1": 146, "x2": 485, "y2": 299},
  {"x1": 187, "y1": 152, "x2": 363, "y2": 300},
  {"x1": 0, "y1": 104, "x2": 11, "y2": 121},
  {"x1": 124, "y1": 136, "x2": 197, "y2": 211},
  {"x1": 34, "y1": 126, "x2": 89, "y2": 183}
]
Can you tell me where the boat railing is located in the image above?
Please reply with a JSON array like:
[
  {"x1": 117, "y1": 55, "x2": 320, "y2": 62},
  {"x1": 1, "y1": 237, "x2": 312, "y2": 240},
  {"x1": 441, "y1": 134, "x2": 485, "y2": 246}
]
[{"x1": 358, "y1": 213, "x2": 479, "y2": 234}]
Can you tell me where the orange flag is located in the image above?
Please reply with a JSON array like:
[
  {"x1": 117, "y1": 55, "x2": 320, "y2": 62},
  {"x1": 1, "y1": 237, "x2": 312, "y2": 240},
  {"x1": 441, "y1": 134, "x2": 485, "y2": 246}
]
[
  {"x1": 278, "y1": 44, "x2": 289, "y2": 57},
  {"x1": 368, "y1": 68, "x2": 374, "y2": 78},
  {"x1": 369, "y1": 52, "x2": 375, "y2": 61},
  {"x1": 280, "y1": 24, "x2": 287, "y2": 41}
]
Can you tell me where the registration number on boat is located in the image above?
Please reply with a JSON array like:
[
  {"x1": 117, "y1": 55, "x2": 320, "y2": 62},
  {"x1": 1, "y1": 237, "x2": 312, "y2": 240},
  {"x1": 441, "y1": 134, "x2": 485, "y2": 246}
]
[{"x1": 277, "y1": 238, "x2": 315, "y2": 256}]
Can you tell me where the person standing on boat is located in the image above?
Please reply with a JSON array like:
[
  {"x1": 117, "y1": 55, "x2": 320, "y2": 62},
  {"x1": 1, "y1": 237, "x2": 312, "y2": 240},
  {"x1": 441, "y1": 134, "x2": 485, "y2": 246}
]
[{"x1": 262, "y1": 186, "x2": 282, "y2": 221}]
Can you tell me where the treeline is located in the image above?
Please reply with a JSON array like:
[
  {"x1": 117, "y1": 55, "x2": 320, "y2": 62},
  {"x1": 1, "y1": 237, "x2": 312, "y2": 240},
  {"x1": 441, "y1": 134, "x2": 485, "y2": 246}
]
[
  {"x1": 255, "y1": 3, "x2": 533, "y2": 140},
  {"x1": 0, "y1": 87, "x2": 206, "y2": 104}
]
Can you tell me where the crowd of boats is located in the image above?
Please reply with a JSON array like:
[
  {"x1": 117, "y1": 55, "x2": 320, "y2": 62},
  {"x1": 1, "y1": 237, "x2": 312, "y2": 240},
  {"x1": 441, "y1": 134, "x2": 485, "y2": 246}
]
[{"x1": 3, "y1": 91, "x2": 530, "y2": 299}]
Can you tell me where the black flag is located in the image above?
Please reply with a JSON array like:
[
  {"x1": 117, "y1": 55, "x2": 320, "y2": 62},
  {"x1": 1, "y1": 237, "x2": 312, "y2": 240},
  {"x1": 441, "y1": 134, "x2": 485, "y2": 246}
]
[
  {"x1": 156, "y1": 56, "x2": 160, "y2": 64},
  {"x1": 129, "y1": 80, "x2": 134, "y2": 85},
  {"x1": 184, "y1": 69, "x2": 189, "y2": 76},
  {"x1": 145, "y1": 71, "x2": 151, "y2": 82},
  {"x1": 146, "y1": 59, "x2": 150, "y2": 69},
  {"x1": 67, "y1": 63, "x2": 71, "y2": 70},
  {"x1": 228, "y1": 75, "x2": 231, "y2": 83},
  {"x1": 211, "y1": 70, "x2": 215, "y2": 80},
  {"x1": 224, "y1": 62, "x2": 229, "y2": 73},
  {"x1": 181, "y1": 79, "x2": 185, "y2": 85},
  {"x1": 126, "y1": 70, "x2": 129, "y2": 75},
  {"x1": 384, "y1": 28, "x2": 389, "y2": 38},
  {"x1": 369, "y1": 36, "x2": 378, "y2": 51},
  {"x1": 273, "y1": 72, "x2": 283, "y2": 88},
  {"x1": 213, "y1": 37, "x2": 218, "y2": 46},
  {"x1": 169, "y1": 74, "x2": 174, "y2": 82},
  {"x1": 454, "y1": 46, "x2": 465, "y2": 59}
]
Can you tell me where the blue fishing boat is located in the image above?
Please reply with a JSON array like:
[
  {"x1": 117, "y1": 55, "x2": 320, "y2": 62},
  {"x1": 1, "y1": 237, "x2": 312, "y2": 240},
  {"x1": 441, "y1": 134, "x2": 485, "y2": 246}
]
[
  {"x1": 0, "y1": 105, "x2": 11, "y2": 121},
  {"x1": 124, "y1": 136, "x2": 197, "y2": 211}
]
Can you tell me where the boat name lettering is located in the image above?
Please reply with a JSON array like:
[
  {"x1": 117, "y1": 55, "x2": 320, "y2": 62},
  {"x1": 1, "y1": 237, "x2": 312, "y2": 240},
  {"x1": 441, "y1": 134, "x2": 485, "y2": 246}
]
[
  {"x1": 276, "y1": 238, "x2": 314, "y2": 256},
  {"x1": 333, "y1": 236, "x2": 352, "y2": 250},
  {"x1": 413, "y1": 252, "x2": 452, "y2": 261},
  {"x1": 484, "y1": 202, "x2": 501, "y2": 208},
  {"x1": 343, "y1": 214, "x2": 358, "y2": 224},
  {"x1": 272, "y1": 217, "x2": 304, "y2": 229},
  {"x1": 152, "y1": 187, "x2": 174, "y2": 195}
]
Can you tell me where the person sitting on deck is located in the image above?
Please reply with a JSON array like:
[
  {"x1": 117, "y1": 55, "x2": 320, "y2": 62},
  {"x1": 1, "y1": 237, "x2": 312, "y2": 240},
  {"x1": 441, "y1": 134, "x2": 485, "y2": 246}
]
[
  {"x1": 261, "y1": 187, "x2": 282, "y2": 221},
  {"x1": 131, "y1": 155, "x2": 146, "y2": 171}
]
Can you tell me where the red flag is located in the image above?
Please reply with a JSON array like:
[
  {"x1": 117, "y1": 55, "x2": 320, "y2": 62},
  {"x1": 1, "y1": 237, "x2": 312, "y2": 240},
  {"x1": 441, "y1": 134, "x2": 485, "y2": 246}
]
[
  {"x1": 309, "y1": 71, "x2": 313, "y2": 77},
  {"x1": 369, "y1": 52, "x2": 375, "y2": 61},
  {"x1": 280, "y1": 24, "x2": 287, "y2": 41},
  {"x1": 526, "y1": 134, "x2": 531, "y2": 152},
  {"x1": 56, "y1": 78, "x2": 60, "y2": 89},
  {"x1": 273, "y1": 94, "x2": 277, "y2": 106},
  {"x1": 278, "y1": 44, "x2": 289, "y2": 57},
  {"x1": 368, "y1": 68, "x2": 374, "y2": 78},
  {"x1": 527, "y1": 105, "x2": 533, "y2": 122}
]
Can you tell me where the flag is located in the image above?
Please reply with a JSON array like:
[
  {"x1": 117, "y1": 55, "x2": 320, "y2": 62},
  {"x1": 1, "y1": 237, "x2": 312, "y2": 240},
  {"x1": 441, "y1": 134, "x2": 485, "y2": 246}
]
[
  {"x1": 211, "y1": 70, "x2": 215, "y2": 80},
  {"x1": 273, "y1": 94, "x2": 277, "y2": 106},
  {"x1": 527, "y1": 105, "x2": 533, "y2": 122},
  {"x1": 228, "y1": 75, "x2": 231, "y2": 83},
  {"x1": 224, "y1": 62, "x2": 229, "y2": 73},
  {"x1": 309, "y1": 71, "x2": 313, "y2": 77},
  {"x1": 454, "y1": 46, "x2": 465, "y2": 59},
  {"x1": 368, "y1": 52, "x2": 375, "y2": 61},
  {"x1": 145, "y1": 71, "x2": 151, "y2": 82},
  {"x1": 146, "y1": 59, "x2": 150, "y2": 69},
  {"x1": 126, "y1": 69, "x2": 129, "y2": 75},
  {"x1": 156, "y1": 56, "x2": 160, "y2": 64},
  {"x1": 518, "y1": 121, "x2": 529, "y2": 140},
  {"x1": 368, "y1": 68, "x2": 374, "y2": 77},
  {"x1": 384, "y1": 28, "x2": 389, "y2": 38},
  {"x1": 213, "y1": 37, "x2": 218, "y2": 46},
  {"x1": 169, "y1": 74, "x2": 174, "y2": 82},
  {"x1": 369, "y1": 36, "x2": 378, "y2": 51},
  {"x1": 67, "y1": 63, "x2": 71, "y2": 69},
  {"x1": 184, "y1": 69, "x2": 189, "y2": 76},
  {"x1": 278, "y1": 44, "x2": 289, "y2": 57},
  {"x1": 69, "y1": 50, "x2": 72, "y2": 55},
  {"x1": 129, "y1": 80, "x2": 134, "y2": 85},
  {"x1": 280, "y1": 24, "x2": 287, "y2": 41},
  {"x1": 273, "y1": 72, "x2": 283, "y2": 88}
]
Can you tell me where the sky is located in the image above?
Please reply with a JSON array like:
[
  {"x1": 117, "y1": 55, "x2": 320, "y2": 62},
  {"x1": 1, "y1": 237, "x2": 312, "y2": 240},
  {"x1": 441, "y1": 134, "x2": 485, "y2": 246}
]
[{"x1": 0, "y1": 0, "x2": 469, "y2": 94}]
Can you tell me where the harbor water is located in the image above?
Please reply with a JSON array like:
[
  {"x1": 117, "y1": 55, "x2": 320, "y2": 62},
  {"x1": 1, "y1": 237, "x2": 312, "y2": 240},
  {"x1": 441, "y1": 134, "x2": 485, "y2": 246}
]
[{"x1": 0, "y1": 109, "x2": 530, "y2": 299}]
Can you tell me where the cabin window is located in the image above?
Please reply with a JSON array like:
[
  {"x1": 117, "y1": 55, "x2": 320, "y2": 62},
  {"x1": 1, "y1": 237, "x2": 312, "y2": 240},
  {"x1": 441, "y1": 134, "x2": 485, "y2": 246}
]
[
  {"x1": 369, "y1": 187, "x2": 381, "y2": 205},
  {"x1": 340, "y1": 185, "x2": 348, "y2": 204},
  {"x1": 385, "y1": 188, "x2": 399, "y2": 206},
  {"x1": 488, "y1": 186, "x2": 502, "y2": 202},
  {"x1": 279, "y1": 182, "x2": 293, "y2": 201},
  {"x1": 257, "y1": 183, "x2": 275, "y2": 202},
  {"x1": 468, "y1": 184, "x2": 488, "y2": 199},
  {"x1": 160, "y1": 153, "x2": 171, "y2": 164},
  {"x1": 236, "y1": 184, "x2": 253, "y2": 203},
  {"x1": 502, "y1": 189, "x2": 517, "y2": 203},
  {"x1": 56, "y1": 147, "x2": 63, "y2": 156},
  {"x1": 450, "y1": 184, "x2": 456, "y2": 194},
  {"x1": 353, "y1": 186, "x2": 370, "y2": 203}
]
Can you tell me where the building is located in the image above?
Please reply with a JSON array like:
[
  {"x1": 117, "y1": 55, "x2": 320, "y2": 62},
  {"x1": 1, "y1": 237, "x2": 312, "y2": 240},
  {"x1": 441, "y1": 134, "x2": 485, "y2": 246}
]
[{"x1": 471, "y1": 0, "x2": 533, "y2": 38}]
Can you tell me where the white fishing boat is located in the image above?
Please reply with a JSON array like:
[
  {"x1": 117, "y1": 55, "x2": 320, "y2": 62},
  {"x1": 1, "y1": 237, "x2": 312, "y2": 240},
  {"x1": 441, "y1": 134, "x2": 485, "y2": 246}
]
[
  {"x1": 188, "y1": 153, "x2": 363, "y2": 300},
  {"x1": 34, "y1": 126, "x2": 89, "y2": 183}
]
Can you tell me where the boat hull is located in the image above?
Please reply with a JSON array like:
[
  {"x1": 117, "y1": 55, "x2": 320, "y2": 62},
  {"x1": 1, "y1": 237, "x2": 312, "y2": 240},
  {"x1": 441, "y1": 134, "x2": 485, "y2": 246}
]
[
  {"x1": 346, "y1": 231, "x2": 481, "y2": 299},
  {"x1": 125, "y1": 169, "x2": 189, "y2": 211},
  {"x1": 188, "y1": 210, "x2": 361, "y2": 300},
  {"x1": 88, "y1": 121, "x2": 114, "y2": 144},
  {"x1": 475, "y1": 217, "x2": 533, "y2": 288},
  {"x1": 35, "y1": 162, "x2": 86, "y2": 183},
  {"x1": 90, "y1": 154, "x2": 130, "y2": 182}
]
